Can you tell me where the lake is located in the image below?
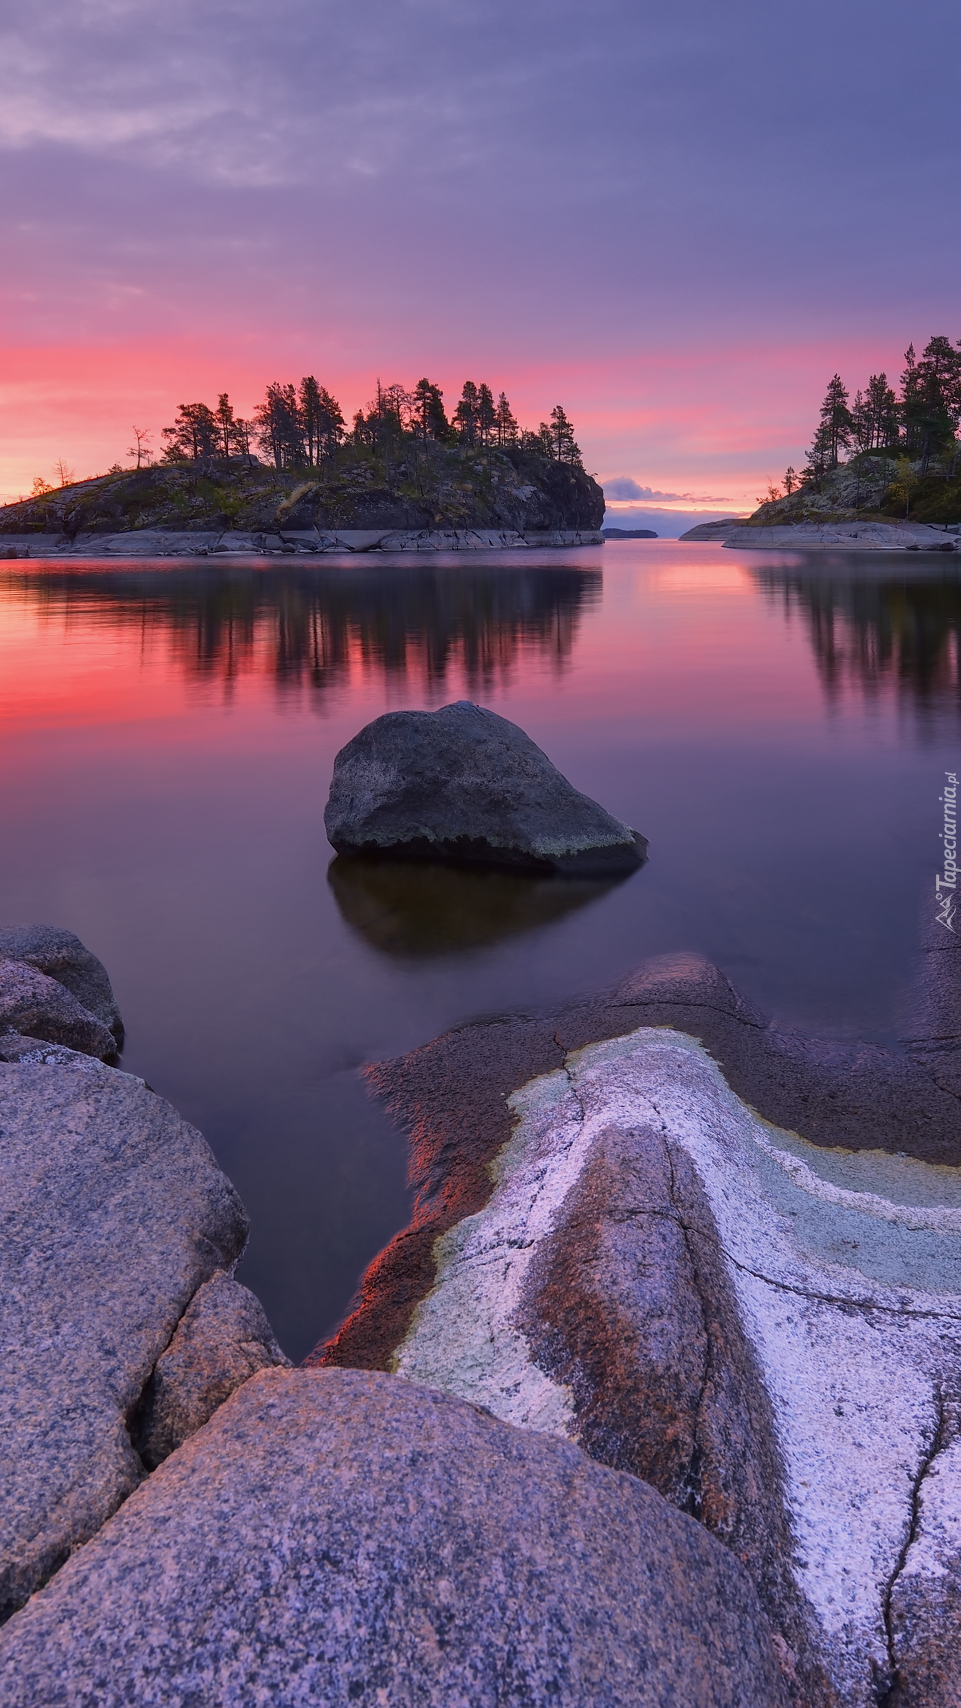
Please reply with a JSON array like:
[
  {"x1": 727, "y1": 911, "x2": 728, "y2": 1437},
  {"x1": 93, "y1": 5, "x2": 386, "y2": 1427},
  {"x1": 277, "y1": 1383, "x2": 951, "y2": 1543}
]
[{"x1": 1, "y1": 540, "x2": 958, "y2": 1359}]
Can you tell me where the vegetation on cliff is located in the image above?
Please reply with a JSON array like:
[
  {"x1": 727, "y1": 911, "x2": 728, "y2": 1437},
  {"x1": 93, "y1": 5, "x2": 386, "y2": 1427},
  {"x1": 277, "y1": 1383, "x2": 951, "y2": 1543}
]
[
  {"x1": 751, "y1": 334, "x2": 961, "y2": 525},
  {"x1": 2, "y1": 377, "x2": 602, "y2": 537}
]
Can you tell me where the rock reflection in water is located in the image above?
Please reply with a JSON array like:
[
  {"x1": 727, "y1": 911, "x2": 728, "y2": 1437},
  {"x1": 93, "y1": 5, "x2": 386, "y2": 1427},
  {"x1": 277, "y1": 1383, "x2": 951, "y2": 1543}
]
[
  {"x1": 1, "y1": 559, "x2": 601, "y2": 702},
  {"x1": 754, "y1": 558, "x2": 961, "y2": 714},
  {"x1": 328, "y1": 856, "x2": 628, "y2": 957}
]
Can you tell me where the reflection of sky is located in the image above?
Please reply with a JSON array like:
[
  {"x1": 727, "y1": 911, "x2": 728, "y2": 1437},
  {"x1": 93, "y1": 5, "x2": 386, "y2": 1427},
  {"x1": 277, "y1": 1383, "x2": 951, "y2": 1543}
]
[
  {"x1": 1, "y1": 2, "x2": 958, "y2": 506},
  {"x1": 3, "y1": 539, "x2": 960, "y2": 1354}
]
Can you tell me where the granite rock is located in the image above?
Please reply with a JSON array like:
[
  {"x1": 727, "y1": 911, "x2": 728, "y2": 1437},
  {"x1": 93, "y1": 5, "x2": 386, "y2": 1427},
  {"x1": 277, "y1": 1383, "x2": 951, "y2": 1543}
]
[
  {"x1": 0, "y1": 958, "x2": 116, "y2": 1060},
  {"x1": 325, "y1": 700, "x2": 647, "y2": 874},
  {"x1": 384, "y1": 1028, "x2": 961, "y2": 1707},
  {"x1": 0, "y1": 1367, "x2": 791, "y2": 1708},
  {"x1": 133, "y1": 1270, "x2": 290, "y2": 1469},
  {"x1": 0, "y1": 924, "x2": 123, "y2": 1038},
  {"x1": 0, "y1": 1060, "x2": 248, "y2": 1620}
]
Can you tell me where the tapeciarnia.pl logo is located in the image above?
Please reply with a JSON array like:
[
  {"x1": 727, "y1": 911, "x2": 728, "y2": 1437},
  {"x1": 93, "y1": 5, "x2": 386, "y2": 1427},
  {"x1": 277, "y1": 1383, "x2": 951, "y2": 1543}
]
[{"x1": 936, "y1": 771, "x2": 958, "y2": 932}]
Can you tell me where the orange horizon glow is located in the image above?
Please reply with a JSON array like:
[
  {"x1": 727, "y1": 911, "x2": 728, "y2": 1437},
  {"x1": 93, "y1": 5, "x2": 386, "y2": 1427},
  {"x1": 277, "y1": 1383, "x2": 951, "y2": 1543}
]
[{"x1": 0, "y1": 333, "x2": 917, "y2": 512}]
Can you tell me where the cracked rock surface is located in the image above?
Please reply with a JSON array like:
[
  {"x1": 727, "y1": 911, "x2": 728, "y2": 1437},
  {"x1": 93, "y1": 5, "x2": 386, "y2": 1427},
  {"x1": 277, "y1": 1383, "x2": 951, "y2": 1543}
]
[
  {"x1": 327, "y1": 1015, "x2": 961, "y2": 1708},
  {"x1": 132, "y1": 1269, "x2": 290, "y2": 1469},
  {"x1": 0, "y1": 1367, "x2": 791, "y2": 1708},
  {"x1": 0, "y1": 1060, "x2": 249, "y2": 1621}
]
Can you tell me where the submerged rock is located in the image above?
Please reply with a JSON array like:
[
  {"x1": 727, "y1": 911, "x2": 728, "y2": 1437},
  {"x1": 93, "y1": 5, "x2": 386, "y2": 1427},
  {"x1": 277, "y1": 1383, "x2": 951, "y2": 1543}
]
[
  {"x1": 325, "y1": 701, "x2": 647, "y2": 874},
  {"x1": 0, "y1": 958, "x2": 117, "y2": 1061},
  {"x1": 0, "y1": 1060, "x2": 250, "y2": 1620},
  {"x1": 0, "y1": 1368, "x2": 790, "y2": 1708}
]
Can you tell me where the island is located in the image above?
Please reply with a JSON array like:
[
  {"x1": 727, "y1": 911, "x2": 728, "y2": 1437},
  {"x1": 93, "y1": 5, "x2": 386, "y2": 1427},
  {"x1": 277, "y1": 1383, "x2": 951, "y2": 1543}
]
[{"x1": 0, "y1": 379, "x2": 605, "y2": 555}]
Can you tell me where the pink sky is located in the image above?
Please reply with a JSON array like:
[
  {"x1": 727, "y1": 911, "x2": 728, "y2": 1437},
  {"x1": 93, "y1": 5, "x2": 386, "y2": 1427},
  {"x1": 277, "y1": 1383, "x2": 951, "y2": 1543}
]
[{"x1": 1, "y1": 1, "x2": 957, "y2": 515}]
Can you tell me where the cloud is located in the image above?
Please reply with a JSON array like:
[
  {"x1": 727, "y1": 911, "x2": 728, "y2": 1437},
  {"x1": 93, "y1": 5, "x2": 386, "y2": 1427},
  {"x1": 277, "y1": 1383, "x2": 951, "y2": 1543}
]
[{"x1": 603, "y1": 477, "x2": 731, "y2": 504}]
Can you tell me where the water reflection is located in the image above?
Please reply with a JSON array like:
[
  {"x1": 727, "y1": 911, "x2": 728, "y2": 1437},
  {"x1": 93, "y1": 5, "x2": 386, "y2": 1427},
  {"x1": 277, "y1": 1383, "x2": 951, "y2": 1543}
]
[
  {"x1": 2, "y1": 560, "x2": 601, "y2": 702},
  {"x1": 328, "y1": 856, "x2": 627, "y2": 957},
  {"x1": 755, "y1": 559, "x2": 961, "y2": 716}
]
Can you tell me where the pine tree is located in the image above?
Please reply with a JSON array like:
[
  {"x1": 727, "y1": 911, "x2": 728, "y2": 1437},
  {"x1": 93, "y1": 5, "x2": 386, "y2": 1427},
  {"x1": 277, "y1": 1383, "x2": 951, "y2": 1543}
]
[
  {"x1": 901, "y1": 336, "x2": 961, "y2": 470},
  {"x1": 253, "y1": 384, "x2": 306, "y2": 468},
  {"x1": 299, "y1": 377, "x2": 344, "y2": 464},
  {"x1": 454, "y1": 381, "x2": 480, "y2": 446},
  {"x1": 161, "y1": 403, "x2": 220, "y2": 461},
  {"x1": 865, "y1": 373, "x2": 899, "y2": 448},
  {"x1": 817, "y1": 375, "x2": 853, "y2": 466},
  {"x1": 412, "y1": 379, "x2": 448, "y2": 441},
  {"x1": 477, "y1": 384, "x2": 496, "y2": 447},
  {"x1": 546, "y1": 404, "x2": 582, "y2": 466},
  {"x1": 494, "y1": 392, "x2": 518, "y2": 446}
]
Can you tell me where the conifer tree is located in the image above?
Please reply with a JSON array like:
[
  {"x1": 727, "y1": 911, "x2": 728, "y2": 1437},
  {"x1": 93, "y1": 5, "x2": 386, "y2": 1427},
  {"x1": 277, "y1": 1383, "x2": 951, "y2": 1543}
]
[
  {"x1": 817, "y1": 375, "x2": 853, "y2": 466},
  {"x1": 412, "y1": 379, "x2": 448, "y2": 441},
  {"x1": 494, "y1": 392, "x2": 518, "y2": 446},
  {"x1": 161, "y1": 403, "x2": 220, "y2": 461},
  {"x1": 477, "y1": 384, "x2": 496, "y2": 446},
  {"x1": 865, "y1": 373, "x2": 899, "y2": 448},
  {"x1": 454, "y1": 381, "x2": 480, "y2": 446}
]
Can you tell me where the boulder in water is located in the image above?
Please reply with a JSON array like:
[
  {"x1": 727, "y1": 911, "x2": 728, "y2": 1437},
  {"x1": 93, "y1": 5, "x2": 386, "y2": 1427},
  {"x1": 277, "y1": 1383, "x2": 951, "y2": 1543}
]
[{"x1": 324, "y1": 701, "x2": 646, "y2": 874}]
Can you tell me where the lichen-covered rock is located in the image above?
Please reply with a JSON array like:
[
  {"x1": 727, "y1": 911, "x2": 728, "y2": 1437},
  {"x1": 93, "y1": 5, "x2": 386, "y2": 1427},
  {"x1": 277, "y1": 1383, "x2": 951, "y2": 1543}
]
[
  {"x1": 0, "y1": 1367, "x2": 790, "y2": 1708},
  {"x1": 0, "y1": 924, "x2": 123, "y2": 1039},
  {"x1": 384, "y1": 1028, "x2": 961, "y2": 1707},
  {"x1": 133, "y1": 1270, "x2": 290, "y2": 1469},
  {"x1": 325, "y1": 700, "x2": 646, "y2": 874},
  {"x1": 0, "y1": 958, "x2": 116, "y2": 1060},
  {"x1": 0, "y1": 1060, "x2": 249, "y2": 1620}
]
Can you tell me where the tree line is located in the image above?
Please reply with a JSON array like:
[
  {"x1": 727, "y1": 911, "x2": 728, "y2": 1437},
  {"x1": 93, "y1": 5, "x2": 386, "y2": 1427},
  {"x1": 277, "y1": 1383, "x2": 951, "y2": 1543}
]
[
  {"x1": 776, "y1": 336, "x2": 961, "y2": 497},
  {"x1": 151, "y1": 378, "x2": 583, "y2": 472}
]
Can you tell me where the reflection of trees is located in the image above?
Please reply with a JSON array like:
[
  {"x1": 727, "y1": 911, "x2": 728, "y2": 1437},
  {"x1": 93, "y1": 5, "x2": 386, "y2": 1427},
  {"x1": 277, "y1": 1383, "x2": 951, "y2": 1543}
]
[
  {"x1": 754, "y1": 562, "x2": 961, "y2": 718},
  {"x1": 3, "y1": 561, "x2": 600, "y2": 704}
]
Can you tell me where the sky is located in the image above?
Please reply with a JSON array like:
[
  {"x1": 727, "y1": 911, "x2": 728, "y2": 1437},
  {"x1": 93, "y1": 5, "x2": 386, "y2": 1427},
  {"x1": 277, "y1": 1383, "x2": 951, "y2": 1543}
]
[{"x1": 1, "y1": 0, "x2": 959, "y2": 527}]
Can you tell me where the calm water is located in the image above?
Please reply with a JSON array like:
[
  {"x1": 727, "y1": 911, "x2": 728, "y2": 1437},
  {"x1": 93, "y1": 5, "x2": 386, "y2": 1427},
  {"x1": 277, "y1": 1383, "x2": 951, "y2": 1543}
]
[{"x1": 1, "y1": 541, "x2": 959, "y2": 1358}]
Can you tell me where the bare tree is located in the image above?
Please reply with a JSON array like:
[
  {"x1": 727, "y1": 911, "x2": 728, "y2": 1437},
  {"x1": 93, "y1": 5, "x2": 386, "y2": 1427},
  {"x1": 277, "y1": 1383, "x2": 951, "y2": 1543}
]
[
  {"x1": 54, "y1": 459, "x2": 75, "y2": 487},
  {"x1": 127, "y1": 427, "x2": 152, "y2": 469}
]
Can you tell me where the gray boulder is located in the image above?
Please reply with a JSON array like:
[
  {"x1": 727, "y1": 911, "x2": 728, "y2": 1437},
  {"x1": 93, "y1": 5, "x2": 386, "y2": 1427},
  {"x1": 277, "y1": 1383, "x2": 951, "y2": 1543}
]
[
  {"x1": 0, "y1": 924, "x2": 123, "y2": 1039},
  {"x1": 0, "y1": 1367, "x2": 790, "y2": 1708},
  {"x1": 324, "y1": 701, "x2": 646, "y2": 874},
  {"x1": 132, "y1": 1270, "x2": 290, "y2": 1469},
  {"x1": 0, "y1": 958, "x2": 116, "y2": 1060},
  {"x1": 0, "y1": 1060, "x2": 249, "y2": 1620}
]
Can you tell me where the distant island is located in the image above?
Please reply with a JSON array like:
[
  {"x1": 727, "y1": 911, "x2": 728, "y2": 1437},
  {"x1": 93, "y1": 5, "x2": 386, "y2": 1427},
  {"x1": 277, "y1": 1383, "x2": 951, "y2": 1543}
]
[
  {"x1": 601, "y1": 527, "x2": 658, "y2": 540},
  {"x1": 0, "y1": 378, "x2": 605, "y2": 554}
]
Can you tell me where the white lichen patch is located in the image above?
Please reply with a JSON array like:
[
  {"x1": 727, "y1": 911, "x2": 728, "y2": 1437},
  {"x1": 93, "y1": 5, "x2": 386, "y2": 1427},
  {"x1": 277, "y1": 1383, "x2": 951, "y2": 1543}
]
[{"x1": 395, "y1": 1027, "x2": 961, "y2": 1707}]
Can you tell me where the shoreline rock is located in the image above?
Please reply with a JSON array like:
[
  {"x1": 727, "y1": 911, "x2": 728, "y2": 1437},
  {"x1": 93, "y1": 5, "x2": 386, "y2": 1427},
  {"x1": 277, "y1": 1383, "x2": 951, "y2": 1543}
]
[
  {"x1": 0, "y1": 526, "x2": 604, "y2": 558},
  {"x1": 0, "y1": 1368, "x2": 792, "y2": 1708},
  {"x1": 720, "y1": 520, "x2": 960, "y2": 552}
]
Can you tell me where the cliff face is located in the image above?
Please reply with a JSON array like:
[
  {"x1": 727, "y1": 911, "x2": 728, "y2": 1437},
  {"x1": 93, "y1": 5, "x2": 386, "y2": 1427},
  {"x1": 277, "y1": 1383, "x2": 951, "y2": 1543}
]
[{"x1": 0, "y1": 446, "x2": 604, "y2": 539}]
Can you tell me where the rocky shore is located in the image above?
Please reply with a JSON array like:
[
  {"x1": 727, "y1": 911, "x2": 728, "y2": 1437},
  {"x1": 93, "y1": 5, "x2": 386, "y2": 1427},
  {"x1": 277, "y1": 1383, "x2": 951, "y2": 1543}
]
[
  {"x1": 0, "y1": 525, "x2": 604, "y2": 558},
  {"x1": 3, "y1": 913, "x2": 961, "y2": 1704}
]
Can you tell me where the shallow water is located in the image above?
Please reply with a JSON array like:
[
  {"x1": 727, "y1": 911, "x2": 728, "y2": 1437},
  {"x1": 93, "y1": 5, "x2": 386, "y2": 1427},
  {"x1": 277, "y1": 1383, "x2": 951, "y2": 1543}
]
[{"x1": 1, "y1": 541, "x2": 958, "y2": 1358}]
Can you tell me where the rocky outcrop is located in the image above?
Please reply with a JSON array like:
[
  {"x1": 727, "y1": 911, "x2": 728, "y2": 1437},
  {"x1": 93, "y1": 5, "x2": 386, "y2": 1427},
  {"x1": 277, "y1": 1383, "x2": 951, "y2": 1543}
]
[
  {"x1": 354, "y1": 1031, "x2": 961, "y2": 1705},
  {"x1": 0, "y1": 924, "x2": 123, "y2": 1038},
  {"x1": 0, "y1": 1367, "x2": 791, "y2": 1708},
  {"x1": 313, "y1": 948, "x2": 961, "y2": 1706},
  {"x1": 132, "y1": 1270, "x2": 290, "y2": 1469},
  {"x1": 722, "y1": 520, "x2": 959, "y2": 552},
  {"x1": 0, "y1": 1059, "x2": 255, "y2": 1620},
  {"x1": 679, "y1": 517, "x2": 751, "y2": 541},
  {"x1": 325, "y1": 701, "x2": 647, "y2": 874},
  {"x1": 0, "y1": 449, "x2": 605, "y2": 546},
  {"x1": 0, "y1": 959, "x2": 117, "y2": 1061},
  {"x1": 0, "y1": 526, "x2": 603, "y2": 556}
]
